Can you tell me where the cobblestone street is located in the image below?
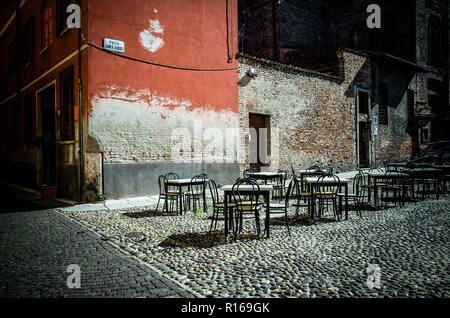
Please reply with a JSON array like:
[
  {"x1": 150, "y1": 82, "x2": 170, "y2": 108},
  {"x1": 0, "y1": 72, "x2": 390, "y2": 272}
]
[
  {"x1": 62, "y1": 197, "x2": 450, "y2": 298},
  {"x1": 1, "y1": 197, "x2": 449, "y2": 298},
  {"x1": 0, "y1": 209, "x2": 193, "y2": 298}
]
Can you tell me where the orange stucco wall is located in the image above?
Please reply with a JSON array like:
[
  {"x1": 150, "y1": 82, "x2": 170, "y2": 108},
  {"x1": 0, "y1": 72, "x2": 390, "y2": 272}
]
[{"x1": 87, "y1": 0, "x2": 239, "y2": 115}]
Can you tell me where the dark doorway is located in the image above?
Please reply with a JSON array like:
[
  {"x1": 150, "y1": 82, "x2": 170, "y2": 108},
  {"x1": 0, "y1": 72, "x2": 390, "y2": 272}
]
[
  {"x1": 249, "y1": 113, "x2": 269, "y2": 171},
  {"x1": 359, "y1": 122, "x2": 370, "y2": 168},
  {"x1": 39, "y1": 85, "x2": 56, "y2": 186},
  {"x1": 357, "y1": 90, "x2": 370, "y2": 168}
]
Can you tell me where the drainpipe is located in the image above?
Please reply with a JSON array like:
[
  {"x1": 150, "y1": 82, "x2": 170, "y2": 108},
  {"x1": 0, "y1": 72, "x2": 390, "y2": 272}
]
[{"x1": 78, "y1": 0, "x2": 84, "y2": 202}]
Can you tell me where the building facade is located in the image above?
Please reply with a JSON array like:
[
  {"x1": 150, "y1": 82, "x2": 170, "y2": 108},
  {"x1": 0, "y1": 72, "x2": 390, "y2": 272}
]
[
  {"x1": 239, "y1": 0, "x2": 449, "y2": 167},
  {"x1": 1, "y1": 0, "x2": 448, "y2": 200},
  {"x1": 1, "y1": 0, "x2": 240, "y2": 200}
]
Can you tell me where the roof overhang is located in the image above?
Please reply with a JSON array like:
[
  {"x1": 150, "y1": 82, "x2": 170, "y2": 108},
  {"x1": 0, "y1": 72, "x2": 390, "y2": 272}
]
[{"x1": 361, "y1": 50, "x2": 430, "y2": 73}]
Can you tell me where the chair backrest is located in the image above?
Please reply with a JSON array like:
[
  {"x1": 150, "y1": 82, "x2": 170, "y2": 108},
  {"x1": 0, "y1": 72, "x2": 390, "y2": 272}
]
[
  {"x1": 165, "y1": 172, "x2": 179, "y2": 180},
  {"x1": 243, "y1": 169, "x2": 255, "y2": 178},
  {"x1": 283, "y1": 179, "x2": 295, "y2": 208},
  {"x1": 305, "y1": 166, "x2": 325, "y2": 178},
  {"x1": 277, "y1": 169, "x2": 288, "y2": 186},
  {"x1": 352, "y1": 171, "x2": 365, "y2": 197},
  {"x1": 158, "y1": 175, "x2": 168, "y2": 195},
  {"x1": 208, "y1": 180, "x2": 220, "y2": 206},
  {"x1": 190, "y1": 175, "x2": 206, "y2": 193},
  {"x1": 290, "y1": 165, "x2": 297, "y2": 179},
  {"x1": 232, "y1": 178, "x2": 260, "y2": 211},
  {"x1": 382, "y1": 171, "x2": 399, "y2": 185},
  {"x1": 317, "y1": 174, "x2": 340, "y2": 195}
]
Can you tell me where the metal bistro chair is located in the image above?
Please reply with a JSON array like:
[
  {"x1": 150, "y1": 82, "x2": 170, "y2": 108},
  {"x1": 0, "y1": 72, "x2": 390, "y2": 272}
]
[
  {"x1": 379, "y1": 171, "x2": 403, "y2": 208},
  {"x1": 337, "y1": 171, "x2": 367, "y2": 218},
  {"x1": 156, "y1": 175, "x2": 180, "y2": 214},
  {"x1": 291, "y1": 174, "x2": 314, "y2": 217},
  {"x1": 232, "y1": 178, "x2": 262, "y2": 238},
  {"x1": 272, "y1": 169, "x2": 287, "y2": 202},
  {"x1": 316, "y1": 174, "x2": 340, "y2": 221},
  {"x1": 208, "y1": 180, "x2": 236, "y2": 232},
  {"x1": 264, "y1": 179, "x2": 294, "y2": 235},
  {"x1": 243, "y1": 168, "x2": 256, "y2": 178},
  {"x1": 184, "y1": 175, "x2": 207, "y2": 212},
  {"x1": 361, "y1": 167, "x2": 384, "y2": 203}
]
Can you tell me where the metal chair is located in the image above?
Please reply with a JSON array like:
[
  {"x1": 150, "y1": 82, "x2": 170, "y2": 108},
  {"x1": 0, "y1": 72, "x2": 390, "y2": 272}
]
[
  {"x1": 185, "y1": 175, "x2": 207, "y2": 212},
  {"x1": 379, "y1": 171, "x2": 403, "y2": 208},
  {"x1": 272, "y1": 169, "x2": 287, "y2": 202},
  {"x1": 156, "y1": 175, "x2": 180, "y2": 214},
  {"x1": 208, "y1": 180, "x2": 236, "y2": 232},
  {"x1": 337, "y1": 171, "x2": 367, "y2": 218},
  {"x1": 291, "y1": 174, "x2": 314, "y2": 217},
  {"x1": 243, "y1": 168, "x2": 256, "y2": 178},
  {"x1": 316, "y1": 174, "x2": 340, "y2": 221},
  {"x1": 264, "y1": 179, "x2": 294, "y2": 235},
  {"x1": 232, "y1": 178, "x2": 262, "y2": 238}
]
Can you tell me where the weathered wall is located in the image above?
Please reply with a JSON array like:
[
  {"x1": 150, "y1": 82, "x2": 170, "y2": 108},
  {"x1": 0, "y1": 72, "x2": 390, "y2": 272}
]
[
  {"x1": 415, "y1": 0, "x2": 449, "y2": 147},
  {"x1": 87, "y1": 0, "x2": 240, "y2": 197},
  {"x1": 238, "y1": 51, "x2": 368, "y2": 173},
  {"x1": 371, "y1": 60, "x2": 416, "y2": 163}
]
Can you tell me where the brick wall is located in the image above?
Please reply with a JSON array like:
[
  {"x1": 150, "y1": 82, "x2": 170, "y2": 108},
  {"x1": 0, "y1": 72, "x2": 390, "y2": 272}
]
[{"x1": 238, "y1": 51, "x2": 370, "y2": 173}]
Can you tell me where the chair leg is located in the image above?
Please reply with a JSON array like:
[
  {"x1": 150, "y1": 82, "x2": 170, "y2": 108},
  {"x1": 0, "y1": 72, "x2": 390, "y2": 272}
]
[
  {"x1": 255, "y1": 214, "x2": 261, "y2": 239},
  {"x1": 284, "y1": 209, "x2": 291, "y2": 236},
  {"x1": 156, "y1": 196, "x2": 161, "y2": 213}
]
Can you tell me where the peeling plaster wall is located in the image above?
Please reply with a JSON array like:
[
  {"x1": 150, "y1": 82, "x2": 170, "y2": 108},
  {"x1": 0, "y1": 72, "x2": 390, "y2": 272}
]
[
  {"x1": 85, "y1": 0, "x2": 240, "y2": 197},
  {"x1": 89, "y1": 86, "x2": 240, "y2": 164}
]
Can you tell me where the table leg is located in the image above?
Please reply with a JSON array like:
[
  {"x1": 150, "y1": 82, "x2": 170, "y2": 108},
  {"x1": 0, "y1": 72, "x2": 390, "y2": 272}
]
[
  {"x1": 224, "y1": 192, "x2": 229, "y2": 238},
  {"x1": 164, "y1": 183, "x2": 169, "y2": 214},
  {"x1": 179, "y1": 185, "x2": 183, "y2": 215},
  {"x1": 374, "y1": 177, "x2": 378, "y2": 206},
  {"x1": 265, "y1": 192, "x2": 270, "y2": 238},
  {"x1": 310, "y1": 183, "x2": 316, "y2": 219},
  {"x1": 203, "y1": 182, "x2": 207, "y2": 214},
  {"x1": 345, "y1": 183, "x2": 348, "y2": 220}
]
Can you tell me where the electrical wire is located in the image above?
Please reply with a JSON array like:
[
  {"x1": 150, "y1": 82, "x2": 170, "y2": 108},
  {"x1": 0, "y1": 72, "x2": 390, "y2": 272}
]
[{"x1": 87, "y1": 41, "x2": 238, "y2": 72}]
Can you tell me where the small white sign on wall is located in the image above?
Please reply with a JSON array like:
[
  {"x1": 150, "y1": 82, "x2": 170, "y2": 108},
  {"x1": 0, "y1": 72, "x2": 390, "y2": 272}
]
[{"x1": 103, "y1": 38, "x2": 125, "y2": 53}]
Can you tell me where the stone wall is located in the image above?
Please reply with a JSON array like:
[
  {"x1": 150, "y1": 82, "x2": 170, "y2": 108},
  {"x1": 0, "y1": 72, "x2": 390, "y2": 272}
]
[{"x1": 238, "y1": 50, "x2": 369, "y2": 173}]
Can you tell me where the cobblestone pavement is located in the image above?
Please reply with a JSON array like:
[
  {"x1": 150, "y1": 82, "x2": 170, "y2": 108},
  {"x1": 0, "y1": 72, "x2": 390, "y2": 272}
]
[
  {"x1": 63, "y1": 197, "x2": 450, "y2": 298},
  {"x1": 0, "y1": 209, "x2": 194, "y2": 298}
]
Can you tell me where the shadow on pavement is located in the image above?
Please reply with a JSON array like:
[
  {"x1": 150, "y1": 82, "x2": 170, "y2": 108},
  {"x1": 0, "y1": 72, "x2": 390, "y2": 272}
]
[{"x1": 0, "y1": 185, "x2": 71, "y2": 214}]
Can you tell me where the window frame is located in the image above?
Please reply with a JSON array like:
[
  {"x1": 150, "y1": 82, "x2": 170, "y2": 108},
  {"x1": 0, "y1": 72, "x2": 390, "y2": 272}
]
[
  {"x1": 22, "y1": 16, "x2": 35, "y2": 68},
  {"x1": 59, "y1": 67, "x2": 75, "y2": 142},
  {"x1": 56, "y1": 0, "x2": 77, "y2": 37}
]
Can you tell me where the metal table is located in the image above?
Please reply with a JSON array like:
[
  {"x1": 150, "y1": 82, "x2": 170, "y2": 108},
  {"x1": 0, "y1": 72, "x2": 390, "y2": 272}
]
[
  {"x1": 365, "y1": 172, "x2": 408, "y2": 206},
  {"x1": 164, "y1": 178, "x2": 208, "y2": 215},
  {"x1": 305, "y1": 177, "x2": 350, "y2": 220},
  {"x1": 400, "y1": 168, "x2": 443, "y2": 200}
]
